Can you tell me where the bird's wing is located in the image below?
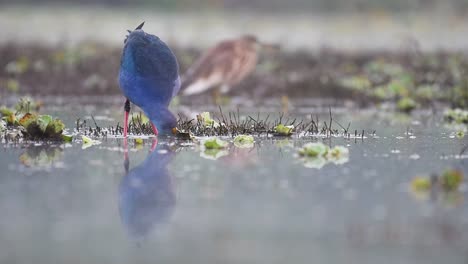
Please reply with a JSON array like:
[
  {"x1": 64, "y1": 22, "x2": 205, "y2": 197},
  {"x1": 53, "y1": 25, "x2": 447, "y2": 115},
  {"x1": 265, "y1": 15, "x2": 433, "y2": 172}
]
[{"x1": 181, "y1": 41, "x2": 238, "y2": 95}]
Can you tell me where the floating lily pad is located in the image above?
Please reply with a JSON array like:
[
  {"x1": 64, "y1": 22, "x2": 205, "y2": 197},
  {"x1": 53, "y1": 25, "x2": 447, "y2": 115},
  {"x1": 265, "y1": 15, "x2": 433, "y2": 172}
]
[
  {"x1": 298, "y1": 142, "x2": 329, "y2": 157},
  {"x1": 411, "y1": 177, "x2": 431, "y2": 191},
  {"x1": 233, "y1": 135, "x2": 254, "y2": 148},
  {"x1": 82, "y1": 135, "x2": 101, "y2": 149},
  {"x1": 441, "y1": 169, "x2": 463, "y2": 191},
  {"x1": 203, "y1": 137, "x2": 228, "y2": 149},
  {"x1": 274, "y1": 124, "x2": 294, "y2": 136}
]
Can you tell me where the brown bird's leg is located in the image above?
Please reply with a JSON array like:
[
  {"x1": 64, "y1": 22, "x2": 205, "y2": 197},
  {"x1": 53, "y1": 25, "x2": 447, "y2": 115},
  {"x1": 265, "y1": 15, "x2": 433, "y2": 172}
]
[
  {"x1": 212, "y1": 87, "x2": 221, "y2": 105},
  {"x1": 123, "y1": 99, "x2": 131, "y2": 138}
]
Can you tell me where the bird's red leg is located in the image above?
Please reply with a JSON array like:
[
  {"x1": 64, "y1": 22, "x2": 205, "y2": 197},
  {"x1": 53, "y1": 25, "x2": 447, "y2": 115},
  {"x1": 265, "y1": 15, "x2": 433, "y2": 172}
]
[
  {"x1": 150, "y1": 137, "x2": 158, "y2": 152},
  {"x1": 151, "y1": 122, "x2": 159, "y2": 136},
  {"x1": 123, "y1": 99, "x2": 130, "y2": 138}
]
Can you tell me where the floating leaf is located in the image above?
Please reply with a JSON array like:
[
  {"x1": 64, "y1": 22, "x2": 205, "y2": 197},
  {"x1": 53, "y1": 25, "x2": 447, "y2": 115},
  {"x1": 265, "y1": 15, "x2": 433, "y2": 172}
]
[
  {"x1": 397, "y1": 98, "x2": 417, "y2": 113},
  {"x1": 37, "y1": 115, "x2": 52, "y2": 133},
  {"x1": 134, "y1": 138, "x2": 144, "y2": 145},
  {"x1": 82, "y1": 135, "x2": 101, "y2": 149},
  {"x1": 203, "y1": 137, "x2": 228, "y2": 149},
  {"x1": 440, "y1": 169, "x2": 463, "y2": 191},
  {"x1": 329, "y1": 145, "x2": 349, "y2": 159},
  {"x1": 197, "y1": 112, "x2": 219, "y2": 128},
  {"x1": 19, "y1": 112, "x2": 37, "y2": 128},
  {"x1": 274, "y1": 124, "x2": 294, "y2": 136},
  {"x1": 298, "y1": 142, "x2": 329, "y2": 157},
  {"x1": 233, "y1": 135, "x2": 254, "y2": 148},
  {"x1": 45, "y1": 119, "x2": 65, "y2": 136},
  {"x1": 61, "y1": 134, "x2": 73, "y2": 142},
  {"x1": 411, "y1": 177, "x2": 431, "y2": 192}
]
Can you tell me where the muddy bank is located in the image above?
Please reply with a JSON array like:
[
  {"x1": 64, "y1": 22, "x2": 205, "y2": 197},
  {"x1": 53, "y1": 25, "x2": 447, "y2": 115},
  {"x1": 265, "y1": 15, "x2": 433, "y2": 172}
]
[{"x1": 0, "y1": 43, "x2": 467, "y2": 108}]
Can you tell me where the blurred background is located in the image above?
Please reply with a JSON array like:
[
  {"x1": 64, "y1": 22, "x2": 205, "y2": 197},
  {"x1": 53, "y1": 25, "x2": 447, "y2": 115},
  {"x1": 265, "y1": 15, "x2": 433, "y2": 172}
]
[{"x1": 0, "y1": 0, "x2": 467, "y2": 108}]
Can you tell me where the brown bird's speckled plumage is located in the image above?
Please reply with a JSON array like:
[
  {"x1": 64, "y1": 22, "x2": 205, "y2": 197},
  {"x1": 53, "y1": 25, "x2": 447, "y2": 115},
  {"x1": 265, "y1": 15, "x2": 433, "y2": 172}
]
[{"x1": 181, "y1": 35, "x2": 261, "y2": 96}]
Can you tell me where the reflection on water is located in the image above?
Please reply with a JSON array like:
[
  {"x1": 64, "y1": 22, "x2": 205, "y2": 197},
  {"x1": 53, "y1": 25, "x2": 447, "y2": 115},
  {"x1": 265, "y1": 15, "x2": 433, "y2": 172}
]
[
  {"x1": 0, "y1": 108, "x2": 467, "y2": 263},
  {"x1": 119, "y1": 140, "x2": 176, "y2": 240}
]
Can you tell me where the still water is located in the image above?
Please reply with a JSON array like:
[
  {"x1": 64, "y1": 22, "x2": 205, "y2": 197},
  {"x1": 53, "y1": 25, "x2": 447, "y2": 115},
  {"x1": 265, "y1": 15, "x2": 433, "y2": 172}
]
[{"x1": 0, "y1": 99, "x2": 467, "y2": 263}]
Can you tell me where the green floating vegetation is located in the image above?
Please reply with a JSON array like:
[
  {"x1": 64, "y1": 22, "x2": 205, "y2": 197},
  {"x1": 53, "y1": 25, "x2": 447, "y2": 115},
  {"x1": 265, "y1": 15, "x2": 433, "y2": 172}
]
[
  {"x1": 410, "y1": 169, "x2": 464, "y2": 206},
  {"x1": 0, "y1": 98, "x2": 66, "y2": 140},
  {"x1": 19, "y1": 113, "x2": 65, "y2": 139},
  {"x1": 233, "y1": 135, "x2": 254, "y2": 148},
  {"x1": 197, "y1": 112, "x2": 220, "y2": 128},
  {"x1": 81, "y1": 135, "x2": 101, "y2": 149},
  {"x1": 199, "y1": 137, "x2": 230, "y2": 160},
  {"x1": 396, "y1": 98, "x2": 418, "y2": 113},
  {"x1": 441, "y1": 169, "x2": 464, "y2": 191},
  {"x1": 298, "y1": 142, "x2": 328, "y2": 157},
  {"x1": 274, "y1": 124, "x2": 294, "y2": 136},
  {"x1": 297, "y1": 142, "x2": 349, "y2": 168},
  {"x1": 410, "y1": 169, "x2": 464, "y2": 197},
  {"x1": 203, "y1": 137, "x2": 228, "y2": 149},
  {"x1": 0, "y1": 120, "x2": 6, "y2": 133},
  {"x1": 444, "y1": 108, "x2": 468, "y2": 124}
]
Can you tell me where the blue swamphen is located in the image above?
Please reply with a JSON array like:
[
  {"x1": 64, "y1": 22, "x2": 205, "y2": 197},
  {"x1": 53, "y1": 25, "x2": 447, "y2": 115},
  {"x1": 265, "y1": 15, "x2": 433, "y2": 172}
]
[
  {"x1": 119, "y1": 142, "x2": 176, "y2": 239},
  {"x1": 119, "y1": 22, "x2": 180, "y2": 137}
]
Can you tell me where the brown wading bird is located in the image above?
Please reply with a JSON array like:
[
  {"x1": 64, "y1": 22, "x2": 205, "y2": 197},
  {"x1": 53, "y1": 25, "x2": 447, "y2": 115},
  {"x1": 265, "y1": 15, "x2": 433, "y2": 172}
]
[{"x1": 180, "y1": 35, "x2": 278, "y2": 100}]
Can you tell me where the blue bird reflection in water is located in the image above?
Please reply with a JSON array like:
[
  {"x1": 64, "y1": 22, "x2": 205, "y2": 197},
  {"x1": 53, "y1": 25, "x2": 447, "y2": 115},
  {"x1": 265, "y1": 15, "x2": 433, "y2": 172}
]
[{"x1": 119, "y1": 141, "x2": 176, "y2": 240}]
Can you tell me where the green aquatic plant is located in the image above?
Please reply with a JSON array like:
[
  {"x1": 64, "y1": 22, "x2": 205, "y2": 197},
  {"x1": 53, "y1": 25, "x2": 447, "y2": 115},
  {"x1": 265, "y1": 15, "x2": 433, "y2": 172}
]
[
  {"x1": 197, "y1": 112, "x2": 220, "y2": 128},
  {"x1": 233, "y1": 135, "x2": 254, "y2": 148},
  {"x1": 440, "y1": 169, "x2": 463, "y2": 191},
  {"x1": 411, "y1": 177, "x2": 431, "y2": 191},
  {"x1": 0, "y1": 120, "x2": 5, "y2": 133},
  {"x1": 18, "y1": 113, "x2": 65, "y2": 139},
  {"x1": 298, "y1": 143, "x2": 349, "y2": 168},
  {"x1": 274, "y1": 124, "x2": 294, "y2": 136},
  {"x1": 81, "y1": 135, "x2": 101, "y2": 149},
  {"x1": 397, "y1": 98, "x2": 418, "y2": 113},
  {"x1": 339, "y1": 75, "x2": 371, "y2": 91},
  {"x1": 203, "y1": 137, "x2": 228, "y2": 149},
  {"x1": 444, "y1": 108, "x2": 468, "y2": 124},
  {"x1": 298, "y1": 142, "x2": 329, "y2": 157}
]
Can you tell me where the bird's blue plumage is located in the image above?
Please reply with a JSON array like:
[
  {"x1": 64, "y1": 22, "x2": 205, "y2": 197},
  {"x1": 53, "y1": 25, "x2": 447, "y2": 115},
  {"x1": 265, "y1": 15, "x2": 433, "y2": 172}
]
[
  {"x1": 119, "y1": 145, "x2": 176, "y2": 239},
  {"x1": 119, "y1": 28, "x2": 180, "y2": 133}
]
